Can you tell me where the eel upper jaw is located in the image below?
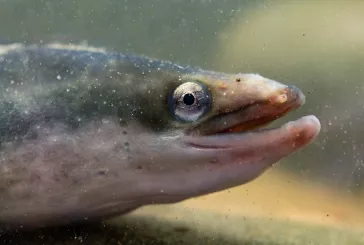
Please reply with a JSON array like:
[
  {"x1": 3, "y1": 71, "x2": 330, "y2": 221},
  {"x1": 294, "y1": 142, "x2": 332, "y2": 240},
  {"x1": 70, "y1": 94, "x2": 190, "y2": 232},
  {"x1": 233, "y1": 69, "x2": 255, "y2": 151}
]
[{"x1": 185, "y1": 85, "x2": 306, "y2": 147}]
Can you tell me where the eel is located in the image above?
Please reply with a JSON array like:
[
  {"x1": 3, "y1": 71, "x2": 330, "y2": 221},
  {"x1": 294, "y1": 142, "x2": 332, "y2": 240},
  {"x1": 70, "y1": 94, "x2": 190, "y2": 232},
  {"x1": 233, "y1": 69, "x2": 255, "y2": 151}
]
[{"x1": 0, "y1": 43, "x2": 320, "y2": 229}]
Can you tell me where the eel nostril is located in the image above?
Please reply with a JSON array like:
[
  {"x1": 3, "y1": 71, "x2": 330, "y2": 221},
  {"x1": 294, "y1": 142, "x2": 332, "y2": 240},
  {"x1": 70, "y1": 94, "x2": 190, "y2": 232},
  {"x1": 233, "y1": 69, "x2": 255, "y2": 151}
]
[{"x1": 276, "y1": 93, "x2": 288, "y2": 104}]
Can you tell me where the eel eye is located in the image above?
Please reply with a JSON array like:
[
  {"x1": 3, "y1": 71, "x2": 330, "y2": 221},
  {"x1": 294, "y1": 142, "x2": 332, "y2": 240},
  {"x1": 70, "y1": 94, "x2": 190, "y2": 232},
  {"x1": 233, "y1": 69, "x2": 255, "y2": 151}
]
[{"x1": 170, "y1": 81, "x2": 211, "y2": 122}]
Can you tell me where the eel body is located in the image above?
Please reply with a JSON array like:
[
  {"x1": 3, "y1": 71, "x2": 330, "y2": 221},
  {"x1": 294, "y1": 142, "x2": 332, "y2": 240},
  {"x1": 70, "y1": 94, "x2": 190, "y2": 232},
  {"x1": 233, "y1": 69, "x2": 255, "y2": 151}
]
[{"x1": 0, "y1": 43, "x2": 321, "y2": 229}]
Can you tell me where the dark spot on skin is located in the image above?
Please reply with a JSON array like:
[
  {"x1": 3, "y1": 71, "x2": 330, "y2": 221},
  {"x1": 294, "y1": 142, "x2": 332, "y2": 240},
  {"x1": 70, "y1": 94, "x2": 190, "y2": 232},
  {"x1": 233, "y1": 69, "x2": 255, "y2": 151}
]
[
  {"x1": 72, "y1": 179, "x2": 80, "y2": 184},
  {"x1": 209, "y1": 158, "x2": 218, "y2": 164},
  {"x1": 235, "y1": 78, "x2": 241, "y2": 83},
  {"x1": 136, "y1": 165, "x2": 143, "y2": 170},
  {"x1": 122, "y1": 130, "x2": 127, "y2": 135},
  {"x1": 24, "y1": 131, "x2": 38, "y2": 140},
  {"x1": 124, "y1": 142, "x2": 130, "y2": 152},
  {"x1": 61, "y1": 170, "x2": 69, "y2": 178},
  {"x1": 173, "y1": 226, "x2": 190, "y2": 233},
  {"x1": 98, "y1": 170, "x2": 106, "y2": 176},
  {"x1": 30, "y1": 174, "x2": 41, "y2": 182}
]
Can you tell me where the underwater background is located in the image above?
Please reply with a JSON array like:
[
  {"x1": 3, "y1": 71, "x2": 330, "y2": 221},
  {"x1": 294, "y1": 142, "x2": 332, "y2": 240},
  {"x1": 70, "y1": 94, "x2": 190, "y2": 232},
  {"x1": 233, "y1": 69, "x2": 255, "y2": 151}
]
[{"x1": 1, "y1": 0, "x2": 364, "y2": 244}]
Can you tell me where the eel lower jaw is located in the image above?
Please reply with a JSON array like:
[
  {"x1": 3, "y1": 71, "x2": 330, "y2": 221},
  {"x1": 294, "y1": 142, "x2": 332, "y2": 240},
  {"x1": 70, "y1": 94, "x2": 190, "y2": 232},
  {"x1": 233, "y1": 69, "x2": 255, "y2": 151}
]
[{"x1": 184, "y1": 115, "x2": 321, "y2": 151}]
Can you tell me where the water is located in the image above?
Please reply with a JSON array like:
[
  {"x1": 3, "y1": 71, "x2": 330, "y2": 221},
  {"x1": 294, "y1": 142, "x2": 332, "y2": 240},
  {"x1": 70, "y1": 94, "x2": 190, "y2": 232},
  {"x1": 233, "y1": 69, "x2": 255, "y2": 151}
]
[{"x1": 0, "y1": 0, "x2": 364, "y2": 244}]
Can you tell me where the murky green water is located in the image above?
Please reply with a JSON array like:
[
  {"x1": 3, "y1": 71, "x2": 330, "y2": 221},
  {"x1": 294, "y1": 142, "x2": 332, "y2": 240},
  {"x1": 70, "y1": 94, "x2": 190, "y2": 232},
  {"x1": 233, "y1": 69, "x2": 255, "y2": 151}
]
[{"x1": 1, "y1": 0, "x2": 364, "y2": 244}]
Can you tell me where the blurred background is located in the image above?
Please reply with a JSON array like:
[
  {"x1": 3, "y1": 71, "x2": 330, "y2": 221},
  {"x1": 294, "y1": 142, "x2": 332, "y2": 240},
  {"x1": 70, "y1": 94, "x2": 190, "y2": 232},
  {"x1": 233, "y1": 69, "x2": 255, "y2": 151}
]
[{"x1": 1, "y1": 0, "x2": 364, "y2": 244}]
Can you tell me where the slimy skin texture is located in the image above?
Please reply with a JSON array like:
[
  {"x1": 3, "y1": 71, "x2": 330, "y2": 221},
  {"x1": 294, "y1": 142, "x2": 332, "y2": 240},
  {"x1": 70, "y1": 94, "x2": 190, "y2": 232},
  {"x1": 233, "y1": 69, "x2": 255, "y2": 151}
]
[{"x1": 0, "y1": 43, "x2": 320, "y2": 229}]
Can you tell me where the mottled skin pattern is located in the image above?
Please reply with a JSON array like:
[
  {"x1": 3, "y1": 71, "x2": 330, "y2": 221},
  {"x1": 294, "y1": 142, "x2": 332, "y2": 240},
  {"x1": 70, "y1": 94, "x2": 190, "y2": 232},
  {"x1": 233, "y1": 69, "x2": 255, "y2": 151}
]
[{"x1": 0, "y1": 43, "x2": 320, "y2": 229}]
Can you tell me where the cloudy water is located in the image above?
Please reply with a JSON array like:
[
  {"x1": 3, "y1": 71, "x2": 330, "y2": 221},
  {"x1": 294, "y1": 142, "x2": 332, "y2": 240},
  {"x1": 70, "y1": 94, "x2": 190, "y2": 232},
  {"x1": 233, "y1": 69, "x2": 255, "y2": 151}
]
[{"x1": 0, "y1": 1, "x2": 363, "y2": 244}]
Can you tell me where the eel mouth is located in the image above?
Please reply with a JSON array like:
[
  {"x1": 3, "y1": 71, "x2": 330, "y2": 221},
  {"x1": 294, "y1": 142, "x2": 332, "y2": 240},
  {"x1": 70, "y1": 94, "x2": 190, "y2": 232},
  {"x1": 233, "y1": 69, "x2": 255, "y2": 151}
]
[
  {"x1": 190, "y1": 85, "x2": 306, "y2": 136},
  {"x1": 184, "y1": 85, "x2": 321, "y2": 151}
]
